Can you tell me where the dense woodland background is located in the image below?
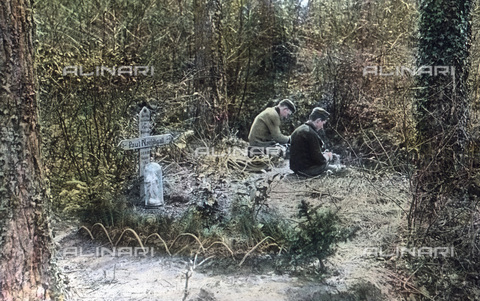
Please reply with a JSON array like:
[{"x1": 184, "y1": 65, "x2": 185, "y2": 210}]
[
  {"x1": 11, "y1": 0, "x2": 479, "y2": 299},
  {"x1": 36, "y1": 0, "x2": 420, "y2": 213}
]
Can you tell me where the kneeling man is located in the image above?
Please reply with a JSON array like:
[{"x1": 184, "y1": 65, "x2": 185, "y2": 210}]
[
  {"x1": 247, "y1": 99, "x2": 295, "y2": 157},
  {"x1": 290, "y1": 107, "x2": 333, "y2": 177}
]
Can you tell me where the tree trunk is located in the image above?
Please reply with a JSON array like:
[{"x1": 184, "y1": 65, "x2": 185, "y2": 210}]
[
  {"x1": 411, "y1": 0, "x2": 472, "y2": 227},
  {"x1": 0, "y1": 0, "x2": 56, "y2": 299},
  {"x1": 193, "y1": 0, "x2": 228, "y2": 138}
]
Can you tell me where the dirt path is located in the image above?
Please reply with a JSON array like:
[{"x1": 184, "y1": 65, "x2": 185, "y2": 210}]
[{"x1": 54, "y1": 160, "x2": 409, "y2": 300}]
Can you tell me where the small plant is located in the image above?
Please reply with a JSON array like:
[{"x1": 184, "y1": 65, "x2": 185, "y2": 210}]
[
  {"x1": 182, "y1": 254, "x2": 212, "y2": 301},
  {"x1": 58, "y1": 168, "x2": 121, "y2": 226},
  {"x1": 252, "y1": 173, "x2": 282, "y2": 221},
  {"x1": 261, "y1": 213, "x2": 297, "y2": 249},
  {"x1": 228, "y1": 194, "x2": 265, "y2": 245},
  {"x1": 196, "y1": 198, "x2": 222, "y2": 229},
  {"x1": 177, "y1": 208, "x2": 204, "y2": 236},
  {"x1": 291, "y1": 200, "x2": 348, "y2": 272}
]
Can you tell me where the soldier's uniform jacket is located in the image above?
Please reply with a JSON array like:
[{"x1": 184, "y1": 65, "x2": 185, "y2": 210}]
[
  {"x1": 289, "y1": 122, "x2": 327, "y2": 173},
  {"x1": 248, "y1": 107, "x2": 290, "y2": 146}
]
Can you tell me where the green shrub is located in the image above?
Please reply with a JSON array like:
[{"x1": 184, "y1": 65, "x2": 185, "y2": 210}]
[{"x1": 291, "y1": 200, "x2": 348, "y2": 271}]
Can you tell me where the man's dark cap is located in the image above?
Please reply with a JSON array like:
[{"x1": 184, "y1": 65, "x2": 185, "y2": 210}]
[
  {"x1": 278, "y1": 99, "x2": 296, "y2": 113},
  {"x1": 309, "y1": 107, "x2": 330, "y2": 121}
]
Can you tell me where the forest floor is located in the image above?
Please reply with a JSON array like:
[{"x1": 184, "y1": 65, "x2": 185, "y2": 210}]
[{"x1": 53, "y1": 153, "x2": 412, "y2": 301}]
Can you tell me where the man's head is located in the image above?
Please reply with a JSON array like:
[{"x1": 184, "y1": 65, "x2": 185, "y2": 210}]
[
  {"x1": 277, "y1": 99, "x2": 296, "y2": 119},
  {"x1": 309, "y1": 107, "x2": 330, "y2": 130}
]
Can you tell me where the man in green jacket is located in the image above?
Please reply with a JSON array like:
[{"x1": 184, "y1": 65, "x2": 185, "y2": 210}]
[
  {"x1": 247, "y1": 99, "x2": 295, "y2": 156},
  {"x1": 290, "y1": 107, "x2": 333, "y2": 177},
  {"x1": 248, "y1": 99, "x2": 295, "y2": 146}
]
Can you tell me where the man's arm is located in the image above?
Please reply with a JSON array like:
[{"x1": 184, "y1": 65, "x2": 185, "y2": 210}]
[
  {"x1": 309, "y1": 132, "x2": 328, "y2": 167},
  {"x1": 265, "y1": 112, "x2": 290, "y2": 144}
]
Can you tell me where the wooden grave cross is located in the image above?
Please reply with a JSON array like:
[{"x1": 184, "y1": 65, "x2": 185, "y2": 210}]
[{"x1": 118, "y1": 106, "x2": 172, "y2": 204}]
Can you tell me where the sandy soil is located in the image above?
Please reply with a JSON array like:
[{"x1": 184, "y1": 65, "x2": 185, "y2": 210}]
[{"x1": 54, "y1": 158, "x2": 410, "y2": 301}]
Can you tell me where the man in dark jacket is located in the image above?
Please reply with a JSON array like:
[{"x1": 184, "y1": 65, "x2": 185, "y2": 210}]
[{"x1": 290, "y1": 107, "x2": 333, "y2": 177}]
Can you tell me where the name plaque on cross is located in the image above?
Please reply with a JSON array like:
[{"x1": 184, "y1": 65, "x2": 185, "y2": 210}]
[{"x1": 118, "y1": 134, "x2": 173, "y2": 150}]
